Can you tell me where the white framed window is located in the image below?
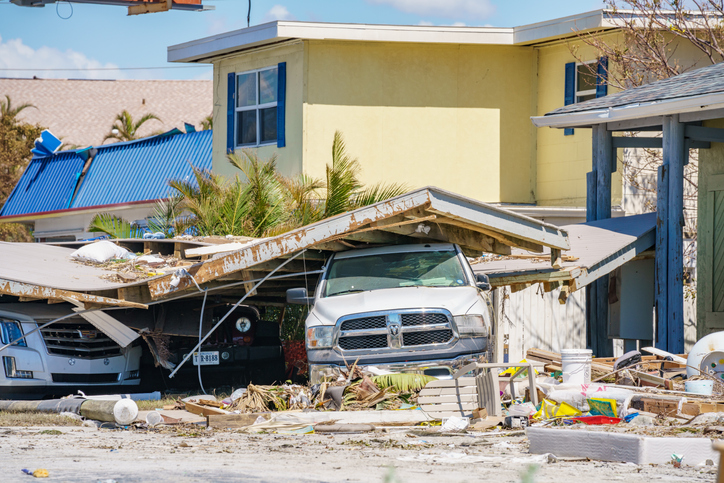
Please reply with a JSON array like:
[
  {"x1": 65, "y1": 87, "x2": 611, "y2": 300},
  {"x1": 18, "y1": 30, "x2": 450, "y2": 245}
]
[
  {"x1": 235, "y1": 66, "x2": 278, "y2": 147},
  {"x1": 575, "y1": 60, "x2": 597, "y2": 103}
]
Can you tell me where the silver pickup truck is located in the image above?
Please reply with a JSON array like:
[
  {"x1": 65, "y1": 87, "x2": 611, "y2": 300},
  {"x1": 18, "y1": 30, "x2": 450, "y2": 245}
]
[
  {"x1": 0, "y1": 303, "x2": 142, "y2": 398},
  {"x1": 287, "y1": 243, "x2": 492, "y2": 383}
]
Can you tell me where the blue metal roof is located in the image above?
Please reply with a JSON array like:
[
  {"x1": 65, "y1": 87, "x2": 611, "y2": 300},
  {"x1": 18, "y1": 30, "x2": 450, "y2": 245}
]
[
  {"x1": 0, "y1": 129, "x2": 212, "y2": 218},
  {"x1": 0, "y1": 151, "x2": 86, "y2": 217}
]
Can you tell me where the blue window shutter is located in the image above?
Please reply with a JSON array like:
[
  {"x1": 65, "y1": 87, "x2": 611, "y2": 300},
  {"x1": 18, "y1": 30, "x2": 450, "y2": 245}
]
[
  {"x1": 564, "y1": 62, "x2": 575, "y2": 136},
  {"x1": 596, "y1": 56, "x2": 608, "y2": 98},
  {"x1": 227, "y1": 72, "x2": 235, "y2": 153},
  {"x1": 277, "y1": 62, "x2": 287, "y2": 148}
]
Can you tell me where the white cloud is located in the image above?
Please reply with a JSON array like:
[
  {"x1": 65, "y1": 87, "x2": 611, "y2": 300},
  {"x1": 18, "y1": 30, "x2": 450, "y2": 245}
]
[
  {"x1": 0, "y1": 35, "x2": 124, "y2": 80},
  {"x1": 451, "y1": 22, "x2": 467, "y2": 27},
  {"x1": 367, "y1": 0, "x2": 494, "y2": 20},
  {"x1": 263, "y1": 5, "x2": 295, "y2": 22},
  {"x1": 418, "y1": 20, "x2": 434, "y2": 26}
]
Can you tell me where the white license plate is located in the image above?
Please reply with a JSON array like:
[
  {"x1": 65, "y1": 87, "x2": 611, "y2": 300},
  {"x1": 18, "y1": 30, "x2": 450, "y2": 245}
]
[{"x1": 192, "y1": 351, "x2": 219, "y2": 366}]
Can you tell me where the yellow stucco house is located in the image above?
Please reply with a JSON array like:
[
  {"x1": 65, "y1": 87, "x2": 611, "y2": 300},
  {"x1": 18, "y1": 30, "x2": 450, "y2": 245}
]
[{"x1": 167, "y1": 10, "x2": 709, "y2": 223}]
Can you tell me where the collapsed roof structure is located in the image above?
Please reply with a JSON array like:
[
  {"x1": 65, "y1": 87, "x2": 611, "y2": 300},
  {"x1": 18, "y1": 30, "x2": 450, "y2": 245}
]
[{"x1": 0, "y1": 187, "x2": 570, "y2": 310}]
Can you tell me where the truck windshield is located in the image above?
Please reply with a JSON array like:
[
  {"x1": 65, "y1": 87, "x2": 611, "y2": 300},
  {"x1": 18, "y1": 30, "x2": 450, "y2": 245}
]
[{"x1": 324, "y1": 250, "x2": 467, "y2": 297}]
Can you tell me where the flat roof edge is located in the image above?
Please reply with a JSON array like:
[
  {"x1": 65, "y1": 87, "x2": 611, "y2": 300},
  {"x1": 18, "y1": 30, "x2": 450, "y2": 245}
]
[{"x1": 168, "y1": 21, "x2": 516, "y2": 63}]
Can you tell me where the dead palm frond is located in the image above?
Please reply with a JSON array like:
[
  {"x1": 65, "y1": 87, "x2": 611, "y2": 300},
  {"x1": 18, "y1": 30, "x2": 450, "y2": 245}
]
[
  {"x1": 371, "y1": 373, "x2": 436, "y2": 393},
  {"x1": 0, "y1": 95, "x2": 36, "y2": 123}
]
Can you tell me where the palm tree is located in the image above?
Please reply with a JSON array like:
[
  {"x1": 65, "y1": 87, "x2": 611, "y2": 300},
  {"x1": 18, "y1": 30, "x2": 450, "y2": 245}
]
[
  {"x1": 0, "y1": 95, "x2": 36, "y2": 124},
  {"x1": 200, "y1": 114, "x2": 213, "y2": 130},
  {"x1": 103, "y1": 110, "x2": 161, "y2": 143}
]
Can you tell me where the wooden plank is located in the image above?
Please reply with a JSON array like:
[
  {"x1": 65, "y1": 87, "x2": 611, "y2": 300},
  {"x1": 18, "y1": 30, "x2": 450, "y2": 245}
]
[
  {"x1": 612, "y1": 136, "x2": 662, "y2": 149},
  {"x1": 606, "y1": 116, "x2": 663, "y2": 131},
  {"x1": 684, "y1": 124, "x2": 724, "y2": 144},
  {"x1": 419, "y1": 402, "x2": 479, "y2": 411},
  {"x1": 418, "y1": 386, "x2": 478, "y2": 396},
  {"x1": 417, "y1": 394, "x2": 478, "y2": 404},
  {"x1": 207, "y1": 413, "x2": 267, "y2": 429},
  {"x1": 184, "y1": 401, "x2": 227, "y2": 417},
  {"x1": 0, "y1": 278, "x2": 147, "y2": 309},
  {"x1": 421, "y1": 378, "x2": 476, "y2": 388},
  {"x1": 488, "y1": 268, "x2": 581, "y2": 288},
  {"x1": 433, "y1": 217, "x2": 543, "y2": 253}
]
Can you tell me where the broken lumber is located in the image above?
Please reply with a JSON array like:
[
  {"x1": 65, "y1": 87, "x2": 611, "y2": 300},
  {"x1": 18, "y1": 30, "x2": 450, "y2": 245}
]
[{"x1": 184, "y1": 401, "x2": 227, "y2": 417}]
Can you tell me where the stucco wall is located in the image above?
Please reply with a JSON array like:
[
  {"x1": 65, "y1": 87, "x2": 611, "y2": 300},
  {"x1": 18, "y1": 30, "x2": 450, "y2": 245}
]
[
  {"x1": 535, "y1": 37, "x2": 622, "y2": 208},
  {"x1": 302, "y1": 40, "x2": 537, "y2": 203},
  {"x1": 211, "y1": 41, "x2": 305, "y2": 180}
]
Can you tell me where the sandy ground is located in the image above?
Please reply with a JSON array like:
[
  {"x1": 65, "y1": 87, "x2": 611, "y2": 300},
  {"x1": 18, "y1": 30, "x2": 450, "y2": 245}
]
[{"x1": 0, "y1": 425, "x2": 718, "y2": 483}]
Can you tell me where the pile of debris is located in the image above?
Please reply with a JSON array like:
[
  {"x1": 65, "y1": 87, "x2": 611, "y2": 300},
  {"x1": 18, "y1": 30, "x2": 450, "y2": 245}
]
[{"x1": 68, "y1": 240, "x2": 193, "y2": 282}]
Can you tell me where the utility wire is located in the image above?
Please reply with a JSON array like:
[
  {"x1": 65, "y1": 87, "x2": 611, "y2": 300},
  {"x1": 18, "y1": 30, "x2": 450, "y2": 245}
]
[{"x1": 0, "y1": 66, "x2": 209, "y2": 71}]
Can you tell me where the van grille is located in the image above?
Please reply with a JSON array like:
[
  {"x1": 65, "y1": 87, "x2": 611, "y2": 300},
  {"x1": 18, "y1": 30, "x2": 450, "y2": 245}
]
[
  {"x1": 39, "y1": 319, "x2": 122, "y2": 359},
  {"x1": 52, "y1": 373, "x2": 121, "y2": 383},
  {"x1": 336, "y1": 310, "x2": 455, "y2": 352}
]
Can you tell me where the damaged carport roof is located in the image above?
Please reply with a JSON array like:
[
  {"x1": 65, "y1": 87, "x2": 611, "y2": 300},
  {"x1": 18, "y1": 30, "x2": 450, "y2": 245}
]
[
  {"x1": 0, "y1": 187, "x2": 569, "y2": 307},
  {"x1": 471, "y1": 212, "x2": 656, "y2": 292},
  {"x1": 147, "y1": 187, "x2": 570, "y2": 300}
]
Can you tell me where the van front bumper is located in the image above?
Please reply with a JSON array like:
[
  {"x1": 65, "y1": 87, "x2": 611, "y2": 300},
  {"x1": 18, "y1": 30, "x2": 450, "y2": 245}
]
[{"x1": 309, "y1": 352, "x2": 488, "y2": 384}]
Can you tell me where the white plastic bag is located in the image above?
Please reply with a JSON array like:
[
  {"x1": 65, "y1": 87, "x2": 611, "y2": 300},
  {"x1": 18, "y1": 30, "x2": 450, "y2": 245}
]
[{"x1": 69, "y1": 240, "x2": 133, "y2": 263}]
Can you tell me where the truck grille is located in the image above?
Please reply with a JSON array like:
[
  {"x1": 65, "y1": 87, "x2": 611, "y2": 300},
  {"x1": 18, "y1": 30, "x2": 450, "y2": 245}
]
[
  {"x1": 336, "y1": 310, "x2": 455, "y2": 352},
  {"x1": 340, "y1": 316, "x2": 386, "y2": 331},
  {"x1": 403, "y1": 329, "x2": 454, "y2": 346},
  {"x1": 39, "y1": 319, "x2": 122, "y2": 359}
]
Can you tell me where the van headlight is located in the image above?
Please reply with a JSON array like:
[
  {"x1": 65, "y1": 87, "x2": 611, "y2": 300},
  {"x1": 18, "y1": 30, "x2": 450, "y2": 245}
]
[
  {"x1": 307, "y1": 326, "x2": 334, "y2": 349},
  {"x1": 453, "y1": 315, "x2": 488, "y2": 338},
  {"x1": 0, "y1": 319, "x2": 26, "y2": 347}
]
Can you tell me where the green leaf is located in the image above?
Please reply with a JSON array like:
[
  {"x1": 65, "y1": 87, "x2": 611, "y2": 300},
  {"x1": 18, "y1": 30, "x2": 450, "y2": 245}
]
[{"x1": 88, "y1": 213, "x2": 145, "y2": 239}]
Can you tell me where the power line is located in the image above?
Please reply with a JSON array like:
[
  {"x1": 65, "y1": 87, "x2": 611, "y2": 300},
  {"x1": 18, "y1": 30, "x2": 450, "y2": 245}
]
[{"x1": 0, "y1": 65, "x2": 209, "y2": 71}]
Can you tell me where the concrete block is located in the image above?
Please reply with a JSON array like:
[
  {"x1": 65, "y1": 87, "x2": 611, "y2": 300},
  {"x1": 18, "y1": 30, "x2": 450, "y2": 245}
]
[{"x1": 527, "y1": 427, "x2": 718, "y2": 466}]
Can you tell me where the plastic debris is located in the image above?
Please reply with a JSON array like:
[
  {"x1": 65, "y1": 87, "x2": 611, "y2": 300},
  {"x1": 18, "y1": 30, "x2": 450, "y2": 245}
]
[
  {"x1": 533, "y1": 399, "x2": 582, "y2": 420},
  {"x1": 441, "y1": 416, "x2": 469, "y2": 432}
]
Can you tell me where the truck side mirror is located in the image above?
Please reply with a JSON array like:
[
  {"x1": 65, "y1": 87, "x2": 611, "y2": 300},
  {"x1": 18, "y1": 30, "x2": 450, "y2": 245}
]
[
  {"x1": 475, "y1": 273, "x2": 491, "y2": 291},
  {"x1": 287, "y1": 287, "x2": 314, "y2": 305}
]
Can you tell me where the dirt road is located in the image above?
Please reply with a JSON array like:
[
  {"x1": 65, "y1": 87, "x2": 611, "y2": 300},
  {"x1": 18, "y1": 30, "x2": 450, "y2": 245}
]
[{"x1": 0, "y1": 426, "x2": 715, "y2": 482}]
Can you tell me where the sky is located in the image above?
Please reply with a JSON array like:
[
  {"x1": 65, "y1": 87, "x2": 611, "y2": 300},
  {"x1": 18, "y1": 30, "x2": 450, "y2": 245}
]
[{"x1": 0, "y1": 0, "x2": 605, "y2": 81}]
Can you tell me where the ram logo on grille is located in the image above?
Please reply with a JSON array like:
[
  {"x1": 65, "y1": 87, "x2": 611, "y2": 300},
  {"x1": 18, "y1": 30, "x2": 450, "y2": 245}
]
[{"x1": 388, "y1": 323, "x2": 400, "y2": 336}]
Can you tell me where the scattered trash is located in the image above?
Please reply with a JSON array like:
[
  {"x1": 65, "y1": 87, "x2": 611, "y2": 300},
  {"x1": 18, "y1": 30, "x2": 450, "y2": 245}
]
[
  {"x1": 441, "y1": 416, "x2": 469, "y2": 432},
  {"x1": 70, "y1": 240, "x2": 133, "y2": 263},
  {"x1": 671, "y1": 453, "x2": 684, "y2": 468},
  {"x1": 21, "y1": 469, "x2": 48, "y2": 478},
  {"x1": 504, "y1": 415, "x2": 529, "y2": 429}
]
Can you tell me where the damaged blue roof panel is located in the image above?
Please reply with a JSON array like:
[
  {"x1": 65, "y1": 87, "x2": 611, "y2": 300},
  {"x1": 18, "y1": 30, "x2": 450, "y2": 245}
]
[
  {"x1": 0, "y1": 152, "x2": 86, "y2": 217},
  {"x1": 70, "y1": 129, "x2": 212, "y2": 209}
]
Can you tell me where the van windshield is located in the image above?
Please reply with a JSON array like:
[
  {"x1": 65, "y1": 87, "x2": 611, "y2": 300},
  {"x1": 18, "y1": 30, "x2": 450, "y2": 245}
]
[{"x1": 323, "y1": 250, "x2": 467, "y2": 297}]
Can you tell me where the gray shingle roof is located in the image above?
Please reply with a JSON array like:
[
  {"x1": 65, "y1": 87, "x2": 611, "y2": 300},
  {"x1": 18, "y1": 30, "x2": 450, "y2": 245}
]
[
  {"x1": 545, "y1": 61, "x2": 724, "y2": 117},
  {"x1": 0, "y1": 78, "x2": 212, "y2": 148}
]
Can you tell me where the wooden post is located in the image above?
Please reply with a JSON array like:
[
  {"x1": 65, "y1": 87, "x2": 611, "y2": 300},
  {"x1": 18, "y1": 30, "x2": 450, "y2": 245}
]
[
  {"x1": 593, "y1": 125, "x2": 614, "y2": 356},
  {"x1": 655, "y1": 162, "x2": 669, "y2": 350},
  {"x1": 667, "y1": 114, "x2": 685, "y2": 354},
  {"x1": 596, "y1": 126, "x2": 613, "y2": 221},
  {"x1": 586, "y1": 171, "x2": 597, "y2": 222}
]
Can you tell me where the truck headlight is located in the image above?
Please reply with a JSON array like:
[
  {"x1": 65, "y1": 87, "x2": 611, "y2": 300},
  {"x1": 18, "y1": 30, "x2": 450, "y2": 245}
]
[
  {"x1": 307, "y1": 326, "x2": 334, "y2": 349},
  {"x1": 453, "y1": 315, "x2": 489, "y2": 338},
  {"x1": 3, "y1": 356, "x2": 33, "y2": 379}
]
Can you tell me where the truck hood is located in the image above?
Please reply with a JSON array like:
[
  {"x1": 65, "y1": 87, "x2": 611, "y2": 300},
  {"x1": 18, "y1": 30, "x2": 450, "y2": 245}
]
[{"x1": 310, "y1": 286, "x2": 481, "y2": 326}]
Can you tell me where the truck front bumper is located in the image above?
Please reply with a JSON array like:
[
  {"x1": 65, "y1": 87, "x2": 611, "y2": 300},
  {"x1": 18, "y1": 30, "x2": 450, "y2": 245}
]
[{"x1": 309, "y1": 352, "x2": 488, "y2": 384}]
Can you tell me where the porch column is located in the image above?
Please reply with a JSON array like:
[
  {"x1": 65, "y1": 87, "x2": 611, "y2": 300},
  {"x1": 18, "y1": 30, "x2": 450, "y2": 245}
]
[
  {"x1": 586, "y1": 124, "x2": 614, "y2": 357},
  {"x1": 665, "y1": 115, "x2": 685, "y2": 354}
]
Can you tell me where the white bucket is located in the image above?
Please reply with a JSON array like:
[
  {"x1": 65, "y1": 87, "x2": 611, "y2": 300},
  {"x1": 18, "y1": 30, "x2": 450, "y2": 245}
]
[
  {"x1": 685, "y1": 380, "x2": 714, "y2": 396},
  {"x1": 561, "y1": 349, "x2": 592, "y2": 384}
]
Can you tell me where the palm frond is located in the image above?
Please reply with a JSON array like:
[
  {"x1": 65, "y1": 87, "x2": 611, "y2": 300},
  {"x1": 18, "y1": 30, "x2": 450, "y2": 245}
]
[
  {"x1": 370, "y1": 374, "x2": 436, "y2": 393},
  {"x1": 351, "y1": 182, "x2": 409, "y2": 209},
  {"x1": 323, "y1": 131, "x2": 363, "y2": 219},
  {"x1": 88, "y1": 213, "x2": 145, "y2": 239}
]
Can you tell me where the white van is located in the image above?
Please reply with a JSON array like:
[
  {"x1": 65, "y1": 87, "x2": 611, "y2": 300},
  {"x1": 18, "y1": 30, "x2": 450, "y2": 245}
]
[{"x1": 0, "y1": 303, "x2": 142, "y2": 399}]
